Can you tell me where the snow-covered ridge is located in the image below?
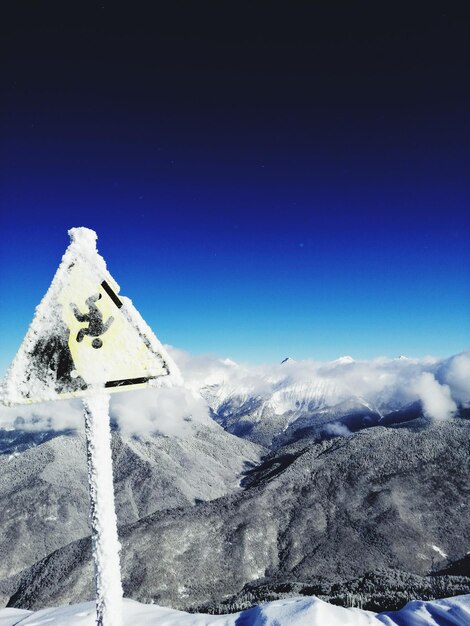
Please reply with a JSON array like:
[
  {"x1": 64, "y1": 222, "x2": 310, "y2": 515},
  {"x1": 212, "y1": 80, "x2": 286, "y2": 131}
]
[
  {"x1": 1, "y1": 594, "x2": 469, "y2": 625},
  {"x1": 141, "y1": 347, "x2": 467, "y2": 447}
]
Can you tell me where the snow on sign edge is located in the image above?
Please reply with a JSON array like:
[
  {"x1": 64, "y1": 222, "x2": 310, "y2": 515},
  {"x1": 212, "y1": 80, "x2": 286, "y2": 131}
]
[{"x1": 0, "y1": 227, "x2": 182, "y2": 406}]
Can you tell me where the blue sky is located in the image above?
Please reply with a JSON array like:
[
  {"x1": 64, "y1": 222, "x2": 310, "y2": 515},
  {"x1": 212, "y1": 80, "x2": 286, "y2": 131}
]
[{"x1": 1, "y1": 5, "x2": 469, "y2": 373}]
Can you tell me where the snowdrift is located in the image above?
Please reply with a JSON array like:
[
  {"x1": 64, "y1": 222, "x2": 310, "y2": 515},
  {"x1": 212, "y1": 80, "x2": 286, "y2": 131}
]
[{"x1": 1, "y1": 595, "x2": 469, "y2": 625}]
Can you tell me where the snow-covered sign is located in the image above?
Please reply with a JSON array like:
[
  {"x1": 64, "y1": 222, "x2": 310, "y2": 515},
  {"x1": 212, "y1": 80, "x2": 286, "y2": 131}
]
[
  {"x1": 1, "y1": 227, "x2": 182, "y2": 626},
  {"x1": 1, "y1": 227, "x2": 180, "y2": 405}
]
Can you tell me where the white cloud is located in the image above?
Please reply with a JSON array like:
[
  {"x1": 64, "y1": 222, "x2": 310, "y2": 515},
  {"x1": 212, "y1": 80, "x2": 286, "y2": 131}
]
[
  {"x1": 411, "y1": 373, "x2": 457, "y2": 421},
  {"x1": 323, "y1": 422, "x2": 352, "y2": 437},
  {"x1": 110, "y1": 386, "x2": 210, "y2": 438},
  {"x1": 0, "y1": 382, "x2": 212, "y2": 440},
  {"x1": 168, "y1": 346, "x2": 468, "y2": 421},
  {"x1": 440, "y1": 351, "x2": 470, "y2": 407},
  {"x1": 169, "y1": 347, "x2": 422, "y2": 407},
  {"x1": 0, "y1": 347, "x2": 467, "y2": 435},
  {"x1": 0, "y1": 398, "x2": 83, "y2": 432}
]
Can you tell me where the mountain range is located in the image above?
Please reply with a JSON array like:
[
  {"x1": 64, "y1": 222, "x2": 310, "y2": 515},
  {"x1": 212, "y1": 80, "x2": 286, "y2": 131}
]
[
  {"x1": 0, "y1": 350, "x2": 468, "y2": 614},
  {"x1": 0, "y1": 417, "x2": 262, "y2": 604},
  {"x1": 199, "y1": 357, "x2": 432, "y2": 447},
  {"x1": 4, "y1": 415, "x2": 470, "y2": 612}
]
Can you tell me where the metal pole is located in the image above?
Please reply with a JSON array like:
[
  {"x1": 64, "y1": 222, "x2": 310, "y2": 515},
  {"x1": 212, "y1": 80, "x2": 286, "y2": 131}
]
[{"x1": 83, "y1": 393, "x2": 123, "y2": 626}]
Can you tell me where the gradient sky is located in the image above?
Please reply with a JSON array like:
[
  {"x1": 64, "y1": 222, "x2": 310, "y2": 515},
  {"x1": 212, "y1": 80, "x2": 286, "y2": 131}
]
[{"x1": 1, "y1": 4, "x2": 469, "y2": 372}]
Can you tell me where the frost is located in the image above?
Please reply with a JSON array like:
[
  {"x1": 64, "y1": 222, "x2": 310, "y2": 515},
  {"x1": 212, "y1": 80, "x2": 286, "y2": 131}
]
[
  {"x1": 83, "y1": 394, "x2": 123, "y2": 626},
  {"x1": 1, "y1": 227, "x2": 182, "y2": 406}
]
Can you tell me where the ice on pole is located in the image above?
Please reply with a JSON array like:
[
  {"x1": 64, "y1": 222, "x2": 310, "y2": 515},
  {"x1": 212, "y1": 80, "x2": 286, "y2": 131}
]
[
  {"x1": 1, "y1": 227, "x2": 182, "y2": 626},
  {"x1": 84, "y1": 394, "x2": 123, "y2": 626}
]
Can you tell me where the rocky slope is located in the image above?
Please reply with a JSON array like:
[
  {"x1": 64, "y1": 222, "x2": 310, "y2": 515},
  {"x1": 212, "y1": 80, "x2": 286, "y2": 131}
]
[
  {"x1": 0, "y1": 422, "x2": 263, "y2": 592},
  {"x1": 7, "y1": 417, "x2": 470, "y2": 612}
]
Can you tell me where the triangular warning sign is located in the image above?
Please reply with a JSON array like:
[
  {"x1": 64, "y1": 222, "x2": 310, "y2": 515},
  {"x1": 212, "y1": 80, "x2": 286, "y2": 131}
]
[{"x1": 1, "y1": 227, "x2": 182, "y2": 406}]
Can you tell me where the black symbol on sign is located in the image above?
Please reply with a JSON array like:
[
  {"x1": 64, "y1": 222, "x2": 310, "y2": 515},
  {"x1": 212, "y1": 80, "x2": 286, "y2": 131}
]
[{"x1": 70, "y1": 293, "x2": 114, "y2": 349}]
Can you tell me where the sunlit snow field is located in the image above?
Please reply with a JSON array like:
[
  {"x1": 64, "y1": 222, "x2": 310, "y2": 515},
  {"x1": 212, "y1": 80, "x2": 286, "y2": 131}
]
[{"x1": 1, "y1": 595, "x2": 470, "y2": 625}]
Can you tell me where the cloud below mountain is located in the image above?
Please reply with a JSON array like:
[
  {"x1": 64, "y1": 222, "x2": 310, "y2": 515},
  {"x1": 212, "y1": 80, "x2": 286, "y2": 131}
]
[
  {"x1": 440, "y1": 351, "x2": 470, "y2": 406},
  {"x1": 110, "y1": 386, "x2": 209, "y2": 438},
  {"x1": 171, "y1": 347, "x2": 469, "y2": 420},
  {"x1": 0, "y1": 385, "x2": 209, "y2": 439},
  {"x1": 0, "y1": 348, "x2": 468, "y2": 434},
  {"x1": 0, "y1": 398, "x2": 83, "y2": 432},
  {"x1": 411, "y1": 373, "x2": 457, "y2": 420}
]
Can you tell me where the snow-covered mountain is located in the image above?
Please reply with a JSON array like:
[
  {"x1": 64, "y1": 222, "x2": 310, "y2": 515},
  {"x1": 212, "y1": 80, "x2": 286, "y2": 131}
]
[
  {"x1": 202, "y1": 377, "x2": 387, "y2": 447},
  {"x1": 187, "y1": 350, "x2": 470, "y2": 447},
  {"x1": 7, "y1": 417, "x2": 470, "y2": 612},
  {"x1": 0, "y1": 420, "x2": 262, "y2": 600},
  {"x1": 0, "y1": 348, "x2": 468, "y2": 615}
]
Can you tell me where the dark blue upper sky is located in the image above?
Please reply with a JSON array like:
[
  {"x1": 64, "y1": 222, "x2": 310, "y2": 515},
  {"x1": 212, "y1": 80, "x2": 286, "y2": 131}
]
[{"x1": 1, "y1": 3, "x2": 469, "y2": 370}]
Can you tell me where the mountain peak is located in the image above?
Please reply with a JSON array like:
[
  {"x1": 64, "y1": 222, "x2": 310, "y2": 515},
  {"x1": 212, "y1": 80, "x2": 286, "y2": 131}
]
[{"x1": 334, "y1": 355, "x2": 354, "y2": 364}]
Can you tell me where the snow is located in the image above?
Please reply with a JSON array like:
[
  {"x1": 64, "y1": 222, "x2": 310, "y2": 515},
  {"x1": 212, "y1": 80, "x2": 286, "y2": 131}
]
[
  {"x1": 334, "y1": 355, "x2": 355, "y2": 364},
  {"x1": 83, "y1": 394, "x2": 123, "y2": 626},
  {"x1": 376, "y1": 596, "x2": 470, "y2": 626},
  {"x1": 431, "y1": 544, "x2": 448, "y2": 559},
  {"x1": 1, "y1": 595, "x2": 469, "y2": 625}
]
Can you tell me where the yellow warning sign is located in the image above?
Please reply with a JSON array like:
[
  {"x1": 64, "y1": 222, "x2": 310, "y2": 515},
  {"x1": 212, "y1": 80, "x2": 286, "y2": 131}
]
[
  {"x1": 1, "y1": 228, "x2": 177, "y2": 406},
  {"x1": 59, "y1": 272, "x2": 169, "y2": 391}
]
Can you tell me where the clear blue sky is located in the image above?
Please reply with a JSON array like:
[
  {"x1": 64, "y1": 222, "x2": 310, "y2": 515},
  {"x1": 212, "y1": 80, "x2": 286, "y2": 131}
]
[{"x1": 1, "y1": 5, "x2": 469, "y2": 373}]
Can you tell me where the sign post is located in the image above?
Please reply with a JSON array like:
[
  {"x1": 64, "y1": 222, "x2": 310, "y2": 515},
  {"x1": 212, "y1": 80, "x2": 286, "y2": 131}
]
[
  {"x1": 1, "y1": 227, "x2": 181, "y2": 626},
  {"x1": 84, "y1": 394, "x2": 123, "y2": 626}
]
